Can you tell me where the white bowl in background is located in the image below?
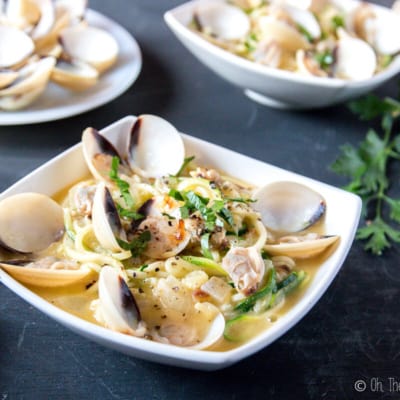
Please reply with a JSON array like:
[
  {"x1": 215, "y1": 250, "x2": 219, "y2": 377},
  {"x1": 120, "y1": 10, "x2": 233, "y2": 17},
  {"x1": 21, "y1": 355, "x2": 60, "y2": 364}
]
[
  {"x1": 0, "y1": 116, "x2": 361, "y2": 370},
  {"x1": 164, "y1": 0, "x2": 400, "y2": 109}
]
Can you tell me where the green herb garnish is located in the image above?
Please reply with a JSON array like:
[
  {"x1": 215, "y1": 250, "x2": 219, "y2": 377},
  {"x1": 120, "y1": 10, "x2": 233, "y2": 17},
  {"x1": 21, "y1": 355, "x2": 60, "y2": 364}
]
[
  {"x1": 174, "y1": 156, "x2": 195, "y2": 177},
  {"x1": 116, "y1": 204, "x2": 143, "y2": 220},
  {"x1": 331, "y1": 93, "x2": 400, "y2": 255},
  {"x1": 297, "y1": 24, "x2": 313, "y2": 42},
  {"x1": 314, "y1": 50, "x2": 334, "y2": 71},
  {"x1": 332, "y1": 15, "x2": 344, "y2": 29},
  {"x1": 117, "y1": 230, "x2": 151, "y2": 257},
  {"x1": 109, "y1": 156, "x2": 134, "y2": 209},
  {"x1": 139, "y1": 264, "x2": 149, "y2": 271},
  {"x1": 200, "y1": 232, "x2": 213, "y2": 259},
  {"x1": 226, "y1": 197, "x2": 257, "y2": 204}
]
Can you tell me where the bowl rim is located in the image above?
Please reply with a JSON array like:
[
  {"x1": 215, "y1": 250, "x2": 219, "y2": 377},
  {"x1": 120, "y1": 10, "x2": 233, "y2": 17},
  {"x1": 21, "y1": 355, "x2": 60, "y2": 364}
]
[
  {"x1": 0, "y1": 115, "x2": 362, "y2": 369},
  {"x1": 164, "y1": 0, "x2": 400, "y2": 89}
]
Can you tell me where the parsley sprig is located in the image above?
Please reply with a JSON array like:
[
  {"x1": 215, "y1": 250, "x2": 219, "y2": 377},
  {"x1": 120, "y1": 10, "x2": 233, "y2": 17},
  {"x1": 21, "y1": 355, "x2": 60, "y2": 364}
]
[
  {"x1": 109, "y1": 156, "x2": 143, "y2": 221},
  {"x1": 331, "y1": 93, "x2": 400, "y2": 255},
  {"x1": 117, "y1": 231, "x2": 151, "y2": 258}
]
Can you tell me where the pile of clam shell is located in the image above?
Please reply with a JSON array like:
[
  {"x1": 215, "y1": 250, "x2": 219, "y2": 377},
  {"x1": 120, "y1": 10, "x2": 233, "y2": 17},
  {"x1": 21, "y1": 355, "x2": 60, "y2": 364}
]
[
  {"x1": 192, "y1": 0, "x2": 400, "y2": 80},
  {"x1": 0, "y1": 0, "x2": 119, "y2": 110}
]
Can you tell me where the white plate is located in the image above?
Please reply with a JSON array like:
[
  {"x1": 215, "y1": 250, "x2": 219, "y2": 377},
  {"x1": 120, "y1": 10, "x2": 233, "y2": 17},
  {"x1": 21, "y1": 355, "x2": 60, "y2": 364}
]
[
  {"x1": 0, "y1": 116, "x2": 361, "y2": 370},
  {"x1": 0, "y1": 10, "x2": 142, "y2": 125},
  {"x1": 165, "y1": 0, "x2": 400, "y2": 109}
]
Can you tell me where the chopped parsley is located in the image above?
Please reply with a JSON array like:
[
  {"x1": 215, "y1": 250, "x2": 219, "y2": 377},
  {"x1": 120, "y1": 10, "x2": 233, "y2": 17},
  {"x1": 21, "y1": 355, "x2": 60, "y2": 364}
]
[
  {"x1": 117, "y1": 230, "x2": 151, "y2": 258},
  {"x1": 174, "y1": 156, "x2": 195, "y2": 177},
  {"x1": 200, "y1": 232, "x2": 213, "y2": 259},
  {"x1": 332, "y1": 15, "x2": 344, "y2": 29},
  {"x1": 314, "y1": 50, "x2": 334, "y2": 71},
  {"x1": 297, "y1": 24, "x2": 313, "y2": 43}
]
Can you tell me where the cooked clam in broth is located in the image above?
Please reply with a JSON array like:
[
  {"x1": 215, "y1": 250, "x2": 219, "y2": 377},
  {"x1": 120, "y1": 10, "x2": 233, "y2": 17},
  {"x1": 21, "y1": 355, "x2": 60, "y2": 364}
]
[
  {"x1": 0, "y1": 115, "x2": 340, "y2": 350},
  {"x1": 190, "y1": 0, "x2": 400, "y2": 80},
  {"x1": 0, "y1": 0, "x2": 119, "y2": 110}
]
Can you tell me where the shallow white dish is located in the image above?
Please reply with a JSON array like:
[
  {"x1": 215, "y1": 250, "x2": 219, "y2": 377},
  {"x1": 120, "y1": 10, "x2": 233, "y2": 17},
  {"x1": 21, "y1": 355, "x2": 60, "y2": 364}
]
[
  {"x1": 0, "y1": 10, "x2": 142, "y2": 125},
  {"x1": 0, "y1": 116, "x2": 361, "y2": 370},
  {"x1": 164, "y1": 0, "x2": 400, "y2": 109}
]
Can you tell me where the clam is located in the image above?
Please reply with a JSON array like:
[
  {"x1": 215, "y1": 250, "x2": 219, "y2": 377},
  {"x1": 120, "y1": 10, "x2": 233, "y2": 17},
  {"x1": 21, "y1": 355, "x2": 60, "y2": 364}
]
[
  {"x1": 138, "y1": 217, "x2": 191, "y2": 259},
  {"x1": 0, "y1": 193, "x2": 93, "y2": 286},
  {"x1": 3, "y1": 0, "x2": 40, "y2": 30},
  {"x1": 0, "y1": 258, "x2": 94, "y2": 287},
  {"x1": 253, "y1": 41, "x2": 283, "y2": 68},
  {"x1": 0, "y1": 192, "x2": 64, "y2": 253},
  {"x1": 0, "y1": 56, "x2": 56, "y2": 98},
  {"x1": 51, "y1": 59, "x2": 99, "y2": 91},
  {"x1": 82, "y1": 127, "x2": 129, "y2": 181},
  {"x1": 252, "y1": 181, "x2": 326, "y2": 234},
  {"x1": 97, "y1": 266, "x2": 146, "y2": 336},
  {"x1": 127, "y1": 114, "x2": 185, "y2": 178},
  {"x1": 349, "y1": 4, "x2": 400, "y2": 55},
  {"x1": 258, "y1": 16, "x2": 311, "y2": 52},
  {"x1": 194, "y1": 2, "x2": 250, "y2": 41},
  {"x1": 60, "y1": 25, "x2": 119, "y2": 73},
  {"x1": 29, "y1": 0, "x2": 55, "y2": 40},
  {"x1": 334, "y1": 29, "x2": 376, "y2": 80},
  {"x1": 55, "y1": 0, "x2": 87, "y2": 22},
  {"x1": 156, "y1": 308, "x2": 225, "y2": 350},
  {"x1": 0, "y1": 25, "x2": 34, "y2": 69},
  {"x1": 0, "y1": 85, "x2": 46, "y2": 111},
  {"x1": 283, "y1": 5, "x2": 321, "y2": 40},
  {"x1": 264, "y1": 234, "x2": 339, "y2": 259},
  {"x1": 296, "y1": 49, "x2": 328, "y2": 77},
  {"x1": 91, "y1": 183, "x2": 127, "y2": 252},
  {"x1": 0, "y1": 70, "x2": 18, "y2": 89},
  {"x1": 222, "y1": 246, "x2": 265, "y2": 296}
]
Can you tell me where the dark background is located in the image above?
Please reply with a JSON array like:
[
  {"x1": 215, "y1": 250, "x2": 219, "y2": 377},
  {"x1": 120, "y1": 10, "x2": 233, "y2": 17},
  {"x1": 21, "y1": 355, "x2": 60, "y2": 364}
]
[{"x1": 1, "y1": 1, "x2": 399, "y2": 399}]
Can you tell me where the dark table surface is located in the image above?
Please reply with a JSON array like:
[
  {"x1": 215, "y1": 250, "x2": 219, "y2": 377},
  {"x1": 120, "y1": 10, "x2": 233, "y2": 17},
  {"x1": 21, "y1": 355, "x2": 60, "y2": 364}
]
[{"x1": 1, "y1": 1, "x2": 399, "y2": 399}]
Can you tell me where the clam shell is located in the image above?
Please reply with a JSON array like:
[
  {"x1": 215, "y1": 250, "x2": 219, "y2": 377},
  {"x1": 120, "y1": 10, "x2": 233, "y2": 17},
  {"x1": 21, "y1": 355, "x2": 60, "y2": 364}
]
[
  {"x1": 29, "y1": 0, "x2": 55, "y2": 40},
  {"x1": 252, "y1": 181, "x2": 326, "y2": 234},
  {"x1": 128, "y1": 114, "x2": 185, "y2": 178},
  {"x1": 258, "y1": 16, "x2": 311, "y2": 52},
  {"x1": 51, "y1": 59, "x2": 99, "y2": 91},
  {"x1": 194, "y1": 2, "x2": 250, "y2": 41},
  {"x1": 0, "y1": 262, "x2": 94, "y2": 287},
  {"x1": 264, "y1": 235, "x2": 339, "y2": 259},
  {"x1": 0, "y1": 25, "x2": 34, "y2": 68},
  {"x1": 0, "y1": 84, "x2": 46, "y2": 110},
  {"x1": 60, "y1": 25, "x2": 119, "y2": 73},
  {"x1": 0, "y1": 70, "x2": 18, "y2": 89},
  {"x1": 98, "y1": 266, "x2": 141, "y2": 334},
  {"x1": 334, "y1": 30, "x2": 376, "y2": 80},
  {"x1": 0, "y1": 56, "x2": 56, "y2": 97},
  {"x1": 92, "y1": 182, "x2": 126, "y2": 252},
  {"x1": 0, "y1": 192, "x2": 64, "y2": 253}
]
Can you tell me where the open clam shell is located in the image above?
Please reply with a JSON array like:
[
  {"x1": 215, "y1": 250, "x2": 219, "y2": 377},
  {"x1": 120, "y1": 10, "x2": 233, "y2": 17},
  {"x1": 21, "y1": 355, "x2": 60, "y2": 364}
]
[
  {"x1": 97, "y1": 266, "x2": 142, "y2": 335},
  {"x1": 128, "y1": 114, "x2": 185, "y2": 178},
  {"x1": 91, "y1": 182, "x2": 126, "y2": 252},
  {"x1": 0, "y1": 56, "x2": 56, "y2": 97},
  {"x1": 0, "y1": 84, "x2": 46, "y2": 110},
  {"x1": 0, "y1": 25, "x2": 34, "y2": 69},
  {"x1": 29, "y1": 0, "x2": 55, "y2": 40},
  {"x1": 194, "y1": 2, "x2": 250, "y2": 41},
  {"x1": 51, "y1": 59, "x2": 99, "y2": 91},
  {"x1": 334, "y1": 29, "x2": 376, "y2": 80},
  {"x1": 264, "y1": 235, "x2": 339, "y2": 259},
  {"x1": 60, "y1": 25, "x2": 119, "y2": 73},
  {"x1": 258, "y1": 16, "x2": 311, "y2": 52},
  {"x1": 252, "y1": 181, "x2": 326, "y2": 235},
  {"x1": 0, "y1": 261, "x2": 94, "y2": 287},
  {"x1": 82, "y1": 127, "x2": 129, "y2": 181},
  {"x1": 0, "y1": 192, "x2": 64, "y2": 254}
]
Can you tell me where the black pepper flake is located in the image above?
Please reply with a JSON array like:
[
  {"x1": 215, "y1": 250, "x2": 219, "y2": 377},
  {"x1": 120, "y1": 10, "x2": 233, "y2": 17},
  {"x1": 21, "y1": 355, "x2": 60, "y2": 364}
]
[
  {"x1": 155, "y1": 325, "x2": 161, "y2": 330},
  {"x1": 138, "y1": 288, "x2": 144, "y2": 294},
  {"x1": 168, "y1": 221, "x2": 172, "y2": 226},
  {"x1": 155, "y1": 268, "x2": 160, "y2": 272},
  {"x1": 161, "y1": 315, "x2": 167, "y2": 319}
]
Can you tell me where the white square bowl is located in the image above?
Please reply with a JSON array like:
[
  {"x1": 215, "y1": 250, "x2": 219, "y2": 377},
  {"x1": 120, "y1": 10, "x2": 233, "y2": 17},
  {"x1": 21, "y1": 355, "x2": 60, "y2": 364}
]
[
  {"x1": 164, "y1": 0, "x2": 400, "y2": 110},
  {"x1": 0, "y1": 116, "x2": 361, "y2": 370}
]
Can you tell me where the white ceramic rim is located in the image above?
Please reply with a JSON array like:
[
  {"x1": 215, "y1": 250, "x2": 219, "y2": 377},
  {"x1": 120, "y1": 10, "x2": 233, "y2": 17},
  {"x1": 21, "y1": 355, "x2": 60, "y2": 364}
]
[{"x1": 0, "y1": 116, "x2": 362, "y2": 369}]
